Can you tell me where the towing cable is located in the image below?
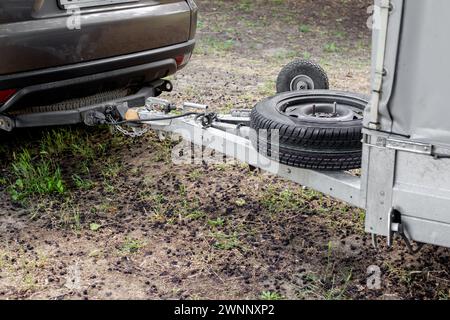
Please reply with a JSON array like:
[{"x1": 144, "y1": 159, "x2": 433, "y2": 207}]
[
  {"x1": 99, "y1": 106, "x2": 218, "y2": 138},
  {"x1": 111, "y1": 112, "x2": 218, "y2": 128}
]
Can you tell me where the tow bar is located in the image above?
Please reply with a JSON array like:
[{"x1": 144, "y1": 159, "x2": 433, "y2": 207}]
[{"x1": 101, "y1": 97, "x2": 362, "y2": 209}]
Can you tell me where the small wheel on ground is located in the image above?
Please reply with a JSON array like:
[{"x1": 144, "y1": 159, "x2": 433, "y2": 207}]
[
  {"x1": 250, "y1": 90, "x2": 369, "y2": 171},
  {"x1": 276, "y1": 60, "x2": 329, "y2": 93}
]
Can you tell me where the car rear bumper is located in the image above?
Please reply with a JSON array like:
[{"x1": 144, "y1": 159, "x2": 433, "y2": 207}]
[
  {"x1": 0, "y1": 39, "x2": 195, "y2": 91},
  {"x1": 0, "y1": 85, "x2": 160, "y2": 131}
]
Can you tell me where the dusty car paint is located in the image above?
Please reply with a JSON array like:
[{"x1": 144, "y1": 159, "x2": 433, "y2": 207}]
[{"x1": 0, "y1": 0, "x2": 193, "y2": 74}]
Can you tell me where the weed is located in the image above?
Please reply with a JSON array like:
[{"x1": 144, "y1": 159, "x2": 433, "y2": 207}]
[
  {"x1": 89, "y1": 223, "x2": 102, "y2": 232},
  {"x1": 258, "y1": 80, "x2": 276, "y2": 96},
  {"x1": 9, "y1": 149, "x2": 65, "y2": 201},
  {"x1": 261, "y1": 186, "x2": 305, "y2": 214},
  {"x1": 384, "y1": 262, "x2": 413, "y2": 286},
  {"x1": 260, "y1": 291, "x2": 283, "y2": 300},
  {"x1": 72, "y1": 174, "x2": 94, "y2": 190},
  {"x1": 208, "y1": 217, "x2": 225, "y2": 228},
  {"x1": 101, "y1": 158, "x2": 122, "y2": 180},
  {"x1": 299, "y1": 25, "x2": 311, "y2": 33},
  {"x1": 66, "y1": 204, "x2": 82, "y2": 230},
  {"x1": 235, "y1": 198, "x2": 246, "y2": 207},
  {"x1": 185, "y1": 210, "x2": 206, "y2": 220},
  {"x1": 238, "y1": 0, "x2": 253, "y2": 12},
  {"x1": 211, "y1": 231, "x2": 240, "y2": 250},
  {"x1": 120, "y1": 238, "x2": 145, "y2": 254},
  {"x1": 299, "y1": 269, "x2": 352, "y2": 300},
  {"x1": 195, "y1": 37, "x2": 235, "y2": 56},
  {"x1": 324, "y1": 42, "x2": 338, "y2": 53},
  {"x1": 188, "y1": 169, "x2": 203, "y2": 181},
  {"x1": 303, "y1": 52, "x2": 312, "y2": 60}
]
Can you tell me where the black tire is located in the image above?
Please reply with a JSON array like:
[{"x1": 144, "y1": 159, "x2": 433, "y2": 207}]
[
  {"x1": 276, "y1": 60, "x2": 329, "y2": 93},
  {"x1": 250, "y1": 90, "x2": 369, "y2": 171}
]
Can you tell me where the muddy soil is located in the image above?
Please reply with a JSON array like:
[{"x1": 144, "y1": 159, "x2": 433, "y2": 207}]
[{"x1": 0, "y1": 0, "x2": 449, "y2": 300}]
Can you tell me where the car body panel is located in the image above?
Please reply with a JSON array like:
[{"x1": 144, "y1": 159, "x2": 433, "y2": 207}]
[
  {"x1": 0, "y1": 0, "x2": 192, "y2": 75},
  {"x1": 0, "y1": 39, "x2": 195, "y2": 91}
]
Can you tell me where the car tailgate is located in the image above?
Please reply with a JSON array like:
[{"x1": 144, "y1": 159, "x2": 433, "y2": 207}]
[{"x1": 0, "y1": 0, "x2": 193, "y2": 75}]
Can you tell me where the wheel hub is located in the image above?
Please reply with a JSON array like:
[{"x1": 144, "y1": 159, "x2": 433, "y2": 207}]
[
  {"x1": 290, "y1": 75, "x2": 315, "y2": 91},
  {"x1": 283, "y1": 102, "x2": 363, "y2": 122}
]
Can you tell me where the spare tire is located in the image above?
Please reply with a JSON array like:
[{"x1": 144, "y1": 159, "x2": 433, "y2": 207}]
[{"x1": 250, "y1": 90, "x2": 369, "y2": 171}]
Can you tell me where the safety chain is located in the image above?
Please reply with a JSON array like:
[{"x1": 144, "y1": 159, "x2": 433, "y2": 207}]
[{"x1": 107, "y1": 115, "x2": 149, "y2": 138}]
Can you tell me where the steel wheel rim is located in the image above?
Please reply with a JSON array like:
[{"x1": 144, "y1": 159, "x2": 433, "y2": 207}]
[
  {"x1": 278, "y1": 95, "x2": 365, "y2": 123},
  {"x1": 289, "y1": 75, "x2": 315, "y2": 91}
]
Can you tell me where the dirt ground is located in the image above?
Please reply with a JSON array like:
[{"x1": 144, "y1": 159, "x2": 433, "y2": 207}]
[{"x1": 1, "y1": 0, "x2": 449, "y2": 300}]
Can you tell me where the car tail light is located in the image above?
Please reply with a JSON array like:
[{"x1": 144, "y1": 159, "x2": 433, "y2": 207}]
[
  {"x1": 0, "y1": 89, "x2": 16, "y2": 105},
  {"x1": 175, "y1": 53, "x2": 192, "y2": 68}
]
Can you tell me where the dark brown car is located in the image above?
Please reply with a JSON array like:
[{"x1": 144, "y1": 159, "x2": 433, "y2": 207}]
[{"x1": 0, "y1": 0, "x2": 197, "y2": 131}]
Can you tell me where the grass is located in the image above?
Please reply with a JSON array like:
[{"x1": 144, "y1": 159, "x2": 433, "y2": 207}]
[
  {"x1": 185, "y1": 210, "x2": 206, "y2": 221},
  {"x1": 195, "y1": 37, "x2": 235, "y2": 56},
  {"x1": 0, "y1": 248, "x2": 49, "y2": 293},
  {"x1": 211, "y1": 231, "x2": 240, "y2": 250},
  {"x1": 292, "y1": 242, "x2": 354, "y2": 300},
  {"x1": 120, "y1": 238, "x2": 145, "y2": 255},
  {"x1": 299, "y1": 24, "x2": 311, "y2": 33},
  {"x1": 5, "y1": 127, "x2": 121, "y2": 202},
  {"x1": 58, "y1": 198, "x2": 83, "y2": 230},
  {"x1": 235, "y1": 198, "x2": 246, "y2": 207},
  {"x1": 101, "y1": 158, "x2": 122, "y2": 180},
  {"x1": 261, "y1": 186, "x2": 307, "y2": 214},
  {"x1": 9, "y1": 149, "x2": 65, "y2": 202},
  {"x1": 39, "y1": 128, "x2": 103, "y2": 161},
  {"x1": 298, "y1": 270, "x2": 352, "y2": 300},
  {"x1": 258, "y1": 80, "x2": 276, "y2": 96},
  {"x1": 71, "y1": 174, "x2": 94, "y2": 190},
  {"x1": 89, "y1": 223, "x2": 102, "y2": 232},
  {"x1": 260, "y1": 291, "x2": 283, "y2": 300},
  {"x1": 153, "y1": 136, "x2": 178, "y2": 163},
  {"x1": 208, "y1": 217, "x2": 225, "y2": 228},
  {"x1": 324, "y1": 42, "x2": 338, "y2": 53},
  {"x1": 237, "y1": 0, "x2": 253, "y2": 12},
  {"x1": 384, "y1": 262, "x2": 413, "y2": 286},
  {"x1": 1, "y1": 126, "x2": 131, "y2": 231},
  {"x1": 188, "y1": 169, "x2": 203, "y2": 181}
]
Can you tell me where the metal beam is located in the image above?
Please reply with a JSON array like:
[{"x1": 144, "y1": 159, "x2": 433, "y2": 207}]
[{"x1": 149, "y1": 117, "x2": 363, "y2": 208}]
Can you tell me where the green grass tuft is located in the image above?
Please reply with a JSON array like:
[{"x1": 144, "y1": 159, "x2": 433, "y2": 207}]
[{"x1": 9, "y1": 149, "x2": 65, "y2": 201}]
